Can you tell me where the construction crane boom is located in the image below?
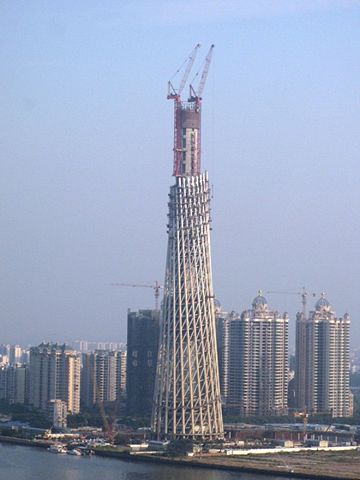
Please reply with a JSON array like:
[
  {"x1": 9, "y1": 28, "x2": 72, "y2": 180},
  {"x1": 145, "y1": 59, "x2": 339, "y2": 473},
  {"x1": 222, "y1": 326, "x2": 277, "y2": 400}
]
[
  {"x1": 111, "y1": 281, "x2": 163, "y2": 310},
  {"x1": 266, "y1": 287, "x2": 316, "y2": 316},
  {"x1": 168, "y1": 43, "x2": 200, "y2": 100},
  {"x1": 189, "y1": 44, "x2": 214, "y2": 101},
  {"x1": 197, "y1": 43, "x2": 215, "y2": 98},
  {"x1": 178, "y1": 43, "x2": 200, "y2": 96}
]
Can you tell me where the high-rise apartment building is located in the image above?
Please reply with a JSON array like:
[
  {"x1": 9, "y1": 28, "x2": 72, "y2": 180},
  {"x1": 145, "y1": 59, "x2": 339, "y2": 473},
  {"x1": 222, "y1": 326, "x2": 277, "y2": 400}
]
[
  {"x1": 48, "y1": 399, "x2": 68, "y2": 429},
  {"x1": 0, "y1": 364, "x2": 28, "y2": 404},
  {"x1": 81, "y1": 350, "x2": 125, "y2": 408},
  {"x1": 126, "y1": 309, "x2": 159, "y2": 417},
  {"x1": 217, "y1": 293, "x2": 288, "y2": 416},
  {"x1": 0, "y1": 368, "x2": 6, "y2": 400},
  {"x1": 295, "y1": 294, "x2": 351, "y2": 417},
  {"x1": 117, "y1": 350, "x2": 127, "y2": 396},
  {"x1": 6, "y1": 365, "x2": 28, "y2": 404},
  {"x1": 9, "y1": 345, "x2": 23, "y2": 365},
  {"x1": 215, "y1": 305, "x2": 239, "y2": 407},
  {"x1": 29, "y1": 343, "x2": 81, "y2": 414},
  {"x1": 0, "y1": 345, "x2": 9, "y2": 367}
]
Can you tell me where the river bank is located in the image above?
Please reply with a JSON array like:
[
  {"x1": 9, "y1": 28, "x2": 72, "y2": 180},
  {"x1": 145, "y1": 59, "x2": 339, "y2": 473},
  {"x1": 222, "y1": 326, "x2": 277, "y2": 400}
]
[
  {"x1": 0, "y1": 435, "x2": 359, "y2": 480},
  {"x1": 0, "y1": 434, "x2": 52, "y2": 448}
]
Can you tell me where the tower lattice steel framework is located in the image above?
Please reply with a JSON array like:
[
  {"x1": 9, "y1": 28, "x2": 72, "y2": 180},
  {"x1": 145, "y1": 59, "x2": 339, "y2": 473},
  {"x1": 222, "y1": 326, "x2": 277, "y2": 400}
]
[{"x1": 151, "y1": 45, "x2": 224, "y2": 439}]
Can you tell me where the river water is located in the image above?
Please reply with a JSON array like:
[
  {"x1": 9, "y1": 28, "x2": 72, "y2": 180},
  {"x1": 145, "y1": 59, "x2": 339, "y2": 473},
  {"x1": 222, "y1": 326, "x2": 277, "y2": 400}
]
[{"x1": 0, "y1": 444, "x2": 303, "y2": 480}]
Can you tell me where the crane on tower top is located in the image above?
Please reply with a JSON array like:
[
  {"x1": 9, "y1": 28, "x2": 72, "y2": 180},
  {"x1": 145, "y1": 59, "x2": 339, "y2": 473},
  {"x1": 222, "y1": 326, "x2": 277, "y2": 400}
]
[
  {"x1": 168, "y1": 43, "x2": 200, "y2": 100},
  {"x1": 266, "y1": 287, "x2": 316, "y2": 317},
  {"x1": 189, "y1": 44, "x2": 215, "y2": 102},
  {"x1": 111, "y1": 281, "x2": 163, "y2": 310},
  {"x1": 167, "y1": 43, "x2": 214, "y2": 104},
  {"x1": 167, "y1": 44, "x2": 215, "y2": 177}
]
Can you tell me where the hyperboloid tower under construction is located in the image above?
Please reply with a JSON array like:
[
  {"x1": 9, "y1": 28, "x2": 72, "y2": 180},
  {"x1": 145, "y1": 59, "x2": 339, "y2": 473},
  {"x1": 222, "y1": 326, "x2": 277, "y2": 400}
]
[{"x1": 152, "y1": 44, "x2": 224, "y2": 440}]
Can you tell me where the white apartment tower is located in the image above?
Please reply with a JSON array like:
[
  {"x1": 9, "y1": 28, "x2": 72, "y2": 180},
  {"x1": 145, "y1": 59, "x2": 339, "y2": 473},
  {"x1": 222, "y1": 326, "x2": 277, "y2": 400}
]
[
  {"x1": 215, "y1": 305, "x2": 239, "y2": 407},
  {"x1": 0, "y1": 364, "x2": 28, "y2": 404},
  {"x1": 295, "y1": 294, "x2": 351, "y2": 417},
  {"x1": 81, "y1": 350, "x2": 125, "y2": 408},
  {"x1": 9, "y1": 345, "x2": 23, "y2": 365},
  {"x1": 233, "y1": 292, "x2": 289, "y2": 416},
  {"x1": 48, "y1": 399, "x2": 68, "y2": 429},
  {"x1": 29, "y1": 343, "x2": 81, "y2": 414}
]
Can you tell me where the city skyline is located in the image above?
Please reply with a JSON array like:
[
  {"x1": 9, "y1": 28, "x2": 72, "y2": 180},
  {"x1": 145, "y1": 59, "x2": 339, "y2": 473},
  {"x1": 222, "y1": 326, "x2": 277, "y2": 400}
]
[{"x1": 1, "y1": 1, "x2": 359, "y2": 346}]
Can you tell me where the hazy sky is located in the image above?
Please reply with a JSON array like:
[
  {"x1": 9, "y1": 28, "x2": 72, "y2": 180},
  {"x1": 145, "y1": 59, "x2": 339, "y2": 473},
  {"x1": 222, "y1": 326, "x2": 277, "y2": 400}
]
[{"x1": 1, "y1": 1, "x2": 359, "y2": 347}]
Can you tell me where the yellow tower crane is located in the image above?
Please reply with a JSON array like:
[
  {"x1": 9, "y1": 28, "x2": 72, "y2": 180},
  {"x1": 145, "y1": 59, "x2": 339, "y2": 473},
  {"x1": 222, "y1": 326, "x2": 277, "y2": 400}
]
[
  {"x1": 266, "y1": 287, "x2": 316, "y2": 317},
  {"x1": 111, "y1": 281, "x2": 163, "y2": 310}
]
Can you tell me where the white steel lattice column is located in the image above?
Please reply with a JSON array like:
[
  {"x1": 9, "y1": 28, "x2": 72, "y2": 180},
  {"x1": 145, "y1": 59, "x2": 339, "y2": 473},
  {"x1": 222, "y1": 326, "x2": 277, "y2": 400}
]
[{"x1": 152, "y1": 172, "x2": 224, "y2": 439}]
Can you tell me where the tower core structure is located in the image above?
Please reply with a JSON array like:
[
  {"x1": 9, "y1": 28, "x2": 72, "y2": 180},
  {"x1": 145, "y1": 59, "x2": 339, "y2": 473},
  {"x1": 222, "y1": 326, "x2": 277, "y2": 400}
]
[{"x1": 152, "y1": 45, "x2": 224, "y2": 439}]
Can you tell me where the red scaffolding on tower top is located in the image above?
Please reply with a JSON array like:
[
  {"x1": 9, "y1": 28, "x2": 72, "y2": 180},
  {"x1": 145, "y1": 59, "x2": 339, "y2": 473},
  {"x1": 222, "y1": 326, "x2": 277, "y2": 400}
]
[{"x1": 167, "y1": 45, "x2": 214, "y2": 177}]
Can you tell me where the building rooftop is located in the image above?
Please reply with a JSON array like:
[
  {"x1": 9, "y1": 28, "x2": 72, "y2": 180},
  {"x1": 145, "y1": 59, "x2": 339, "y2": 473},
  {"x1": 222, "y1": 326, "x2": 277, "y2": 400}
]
[
  {"x1": 315, "y1": 293, "x2": 331, "y2": 311},
  {"x1": 252, "y1": 290, "x2": 268, "y2": 310}
]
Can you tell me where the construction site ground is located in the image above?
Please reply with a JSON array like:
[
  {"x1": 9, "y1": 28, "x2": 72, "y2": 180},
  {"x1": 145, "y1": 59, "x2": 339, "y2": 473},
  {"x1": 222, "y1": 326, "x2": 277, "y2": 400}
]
[
  {"x1": 95, "y1": 447, "x2": 360, "y2": 479},
  {"x1": 183, "y1": 449, "x2": 360, "y2": 479}
]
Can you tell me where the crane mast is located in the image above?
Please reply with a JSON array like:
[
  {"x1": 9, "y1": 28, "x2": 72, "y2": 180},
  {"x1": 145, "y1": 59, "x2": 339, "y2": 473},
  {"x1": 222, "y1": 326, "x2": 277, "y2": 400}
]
[{"x1": 168, "y1": 44, "x2": 214, "y2": 176}]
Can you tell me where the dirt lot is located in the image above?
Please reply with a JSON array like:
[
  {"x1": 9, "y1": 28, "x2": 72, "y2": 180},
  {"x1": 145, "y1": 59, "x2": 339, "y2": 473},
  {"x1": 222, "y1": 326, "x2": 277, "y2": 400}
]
[{"x1": 189, "y1": 450, "x2": 360, "y2": 479}]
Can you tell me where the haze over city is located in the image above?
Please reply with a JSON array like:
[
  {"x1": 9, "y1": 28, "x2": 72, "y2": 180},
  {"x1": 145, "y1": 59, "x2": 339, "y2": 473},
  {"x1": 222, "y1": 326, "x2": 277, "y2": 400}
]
[{"x1": 1, "y1": 0, "x2": 359, "y2": 346}]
